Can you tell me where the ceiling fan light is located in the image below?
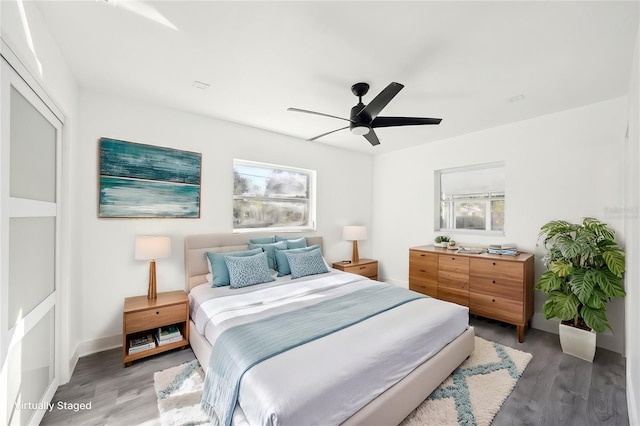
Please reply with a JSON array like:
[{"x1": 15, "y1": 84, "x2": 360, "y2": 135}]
[{"x1": 351, "y1": 126, "x2": 370, "y2": 136}]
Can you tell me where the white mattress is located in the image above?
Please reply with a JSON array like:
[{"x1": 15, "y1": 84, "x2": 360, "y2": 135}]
[{"x1": 189, "y1": 270, "x2": 469, "y2": 426}]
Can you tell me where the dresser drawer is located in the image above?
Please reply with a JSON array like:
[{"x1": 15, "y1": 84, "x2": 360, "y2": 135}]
[
  {"x1": 409, "y1": 280, "x2": 437, "y2": 298},
  {"x1": 470, "y1": 258, "x2": 523, "y2": 281},
  {"x1": 438, "y1": 287, "x2": 469, "y2": 307},
  {"x1": 439, "y1": 255, "x2": 470, "y2": 274},
  {"x1": 125, "y1": 303, "x2": 186, "y2": 334},
  {"x1": 409, "y1": 263, "x2": 438, "y2": 283},
  {"x1": 470, "y1": 276, "x2": 523, "y2": 301},
  {"x1": 345, "y1": 262, "x2": 377, "y2": 278},
  {"x1": 410, "y1": 250, "x2": 438, "y2": 270},
  {"x1": 438, "y1": 270, "x2": 469, "y2": 291},
  {"x1": 470, "y1": 292, "x2": 523, "y2": 324}
]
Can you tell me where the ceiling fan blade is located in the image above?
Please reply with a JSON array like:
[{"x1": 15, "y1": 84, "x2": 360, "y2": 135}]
[
  {"x1": 363, "y1": 129, "x2": 380, "y2": 146},
  {"x1": 357, "y1": 82, "x2": 404, "y2": 120},
  {"x1": 287, "y1": 107, "x2": 352, "y2": 123},
  {"x1": 307, "y1": 126, "x2": 350, "y2": 141},
  {"x1": 371, "y1": 116, "x2": 442, "y2": 128}
]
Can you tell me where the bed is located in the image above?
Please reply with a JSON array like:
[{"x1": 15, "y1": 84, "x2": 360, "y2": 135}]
[{"x1": 184, "y1": 232, "x2": 475, "y2": 426}]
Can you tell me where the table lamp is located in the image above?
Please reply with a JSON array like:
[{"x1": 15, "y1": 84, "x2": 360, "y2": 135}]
[
  {"x1": 343, "y1": 225, "x2": 367, "y2": 263},
  {"x1": 135, "y1": 236, "x2": 172, "y2": 299}
]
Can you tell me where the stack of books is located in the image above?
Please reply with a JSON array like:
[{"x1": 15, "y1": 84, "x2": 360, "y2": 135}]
[
  {"x1": 156, "y1": 325, "x2": 183, "y2": 346},
  {"x1": 128, "y1": 334, "x2": 156, "y2": 354},
  {"x1": 488, "y1": 244, "x2": 519, "y2": 256}
]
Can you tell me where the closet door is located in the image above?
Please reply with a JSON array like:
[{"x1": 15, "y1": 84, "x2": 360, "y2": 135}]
[{"x1": 0, "y1": 57, "x2": 63, "y2": 425}]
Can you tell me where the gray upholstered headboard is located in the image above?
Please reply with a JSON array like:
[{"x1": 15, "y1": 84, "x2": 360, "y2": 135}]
[{"x1": 184, "y1": 232, "x2": 324, "y2": 292}]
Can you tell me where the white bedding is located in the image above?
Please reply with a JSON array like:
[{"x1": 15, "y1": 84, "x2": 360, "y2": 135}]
[{"x1": 189, "y1": 270, "x2": 469, "y2": 426}]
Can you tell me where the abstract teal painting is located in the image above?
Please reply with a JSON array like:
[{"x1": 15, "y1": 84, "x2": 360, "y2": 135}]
[{"x1": 99, "y1": 138, "x2": 201, "y2": 218}]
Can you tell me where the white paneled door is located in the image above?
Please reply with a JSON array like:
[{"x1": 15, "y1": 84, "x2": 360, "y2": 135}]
[{"x1": 1, "y1": 56, "x2": 63, "y2": 425}]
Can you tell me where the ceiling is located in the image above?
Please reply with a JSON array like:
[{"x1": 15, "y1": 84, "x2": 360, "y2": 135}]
[{"x1": 35, "y1": 1, "x2": 639, "y2": 155}]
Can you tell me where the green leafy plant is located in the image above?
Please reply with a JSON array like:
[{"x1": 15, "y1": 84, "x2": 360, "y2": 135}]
[
  {"x1": 535, "y1": 218, "x2": 626, "y2": 333},
  {"x1": 434, "y1": 235, "x2": 450, "y2": 243}
]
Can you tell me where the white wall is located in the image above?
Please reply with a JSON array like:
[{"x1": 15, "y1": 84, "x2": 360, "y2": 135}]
[
  {"x1": 74, "y1": 90, "x2": 374, "y2": 352},
  {"x1": 623, "y1": 25, "x2": 639, "y2": 426},
  {"x1": 0, "y1": 0, "x2": 371, "y2": 369},
  {"x1": 372, "y1": 97, "x2": 628, "y2": 354}
]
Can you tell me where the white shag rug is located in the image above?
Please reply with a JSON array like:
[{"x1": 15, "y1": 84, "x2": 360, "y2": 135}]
[
  {"x1": 154, "y1": 336, "x2": 532, "y2": 426},
  {"x1": 154, "y1": 360, "x2": 210, "y2": 426}
]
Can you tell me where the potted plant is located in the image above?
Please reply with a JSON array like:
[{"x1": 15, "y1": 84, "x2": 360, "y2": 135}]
[
  {"x1": 535, "y1": 218, "x2": 626, "y2": 361},
  {"x1": 434, "y1": 235, "x2": 450, "y2": 247}
]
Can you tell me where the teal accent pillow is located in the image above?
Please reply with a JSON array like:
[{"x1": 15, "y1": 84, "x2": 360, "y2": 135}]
[
  {"x1": 225, "y1": 252, "x2": 275, "y2": 289},
  {"x1": 284, "y1": 247, "x2": 329, "y2": 279},
  {"x1": 248, "y1": 240, "x2": 287, "y2": 269},
  {"x1": 206, "y1": 248, "x2": 262, "y2": 287},
  {"x1": 274, "y1": 245, "x2": 320, "y2": 277},
  {"x1": 275, "y1": 236, "x2": 307, "y2": 249},
  {"x1": 249, "y1": 236, "x2": 275, "y2": 244},
  {"x1": 285, "y1": 237, "x2": 307, "y2": 249}
]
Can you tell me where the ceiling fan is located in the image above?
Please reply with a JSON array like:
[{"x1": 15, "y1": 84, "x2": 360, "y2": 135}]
[{"x1": 288, "y1": 82, "x2": 442, "y2": 146}]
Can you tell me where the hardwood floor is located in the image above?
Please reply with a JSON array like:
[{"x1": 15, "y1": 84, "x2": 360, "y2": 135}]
[
  {"x1": 470, "y1": 317, "x2": 628, "y2": 426},
  {"x1": 40, "y1": 347, "x2": 194, "y2": 426},
  {"x1": 40, "y1": 317, "x2": 628, "y2": 426}
]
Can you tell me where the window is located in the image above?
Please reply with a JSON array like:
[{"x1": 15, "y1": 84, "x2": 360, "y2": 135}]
[
  {"x1": 233, "y1": 159, "x2": 316, "y2": 232},
  {"x1": 435, "y1": 162, "x2": 505, "y2": 234}
]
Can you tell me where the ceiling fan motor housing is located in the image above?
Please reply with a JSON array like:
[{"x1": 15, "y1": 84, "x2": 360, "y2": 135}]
[{"x1": 350, "y1": 103, "x2": 371, "y2": 134}]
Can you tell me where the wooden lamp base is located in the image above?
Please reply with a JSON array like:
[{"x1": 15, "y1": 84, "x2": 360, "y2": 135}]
[
  {"x1": 352, "y1": 240, "x2": 360, "y2": 264},
  {"x1": 148, "y1": 260, "x2": 157, "y2": 299}
]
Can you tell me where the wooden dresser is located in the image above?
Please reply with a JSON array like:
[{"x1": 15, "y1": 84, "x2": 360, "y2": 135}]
[{"x1": 409, "y1": 245, "x2": 534, "y2": 342}]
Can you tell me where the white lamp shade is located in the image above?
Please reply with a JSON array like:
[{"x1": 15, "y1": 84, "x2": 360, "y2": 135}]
[
  {"x1": 343, "y1": 226, "x2": 367, "y2": 241},
  {"x1": 135, "y1": 236, "x2": 172, "y2": 260}
]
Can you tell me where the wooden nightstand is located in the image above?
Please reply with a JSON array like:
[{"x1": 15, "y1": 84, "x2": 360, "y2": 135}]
[
  {"x1": 122, "y1": 290, "x2": 189, "y2": 367},
  {"x1": 332, "y1": 258, "x2": 378, "y2": 280}
]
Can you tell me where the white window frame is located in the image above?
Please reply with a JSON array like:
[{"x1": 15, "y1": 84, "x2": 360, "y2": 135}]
[
  {"x1": 434, "y1": 162, "x2": 505, "y2": 236},
  {"x1": 233, "y1": 159, "x2": 316, "y2": 233}
]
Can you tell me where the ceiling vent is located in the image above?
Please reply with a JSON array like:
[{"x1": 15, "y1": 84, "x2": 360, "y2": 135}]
[{"x1": 192, "y1": 81, "x2": 210, "y2": 90}]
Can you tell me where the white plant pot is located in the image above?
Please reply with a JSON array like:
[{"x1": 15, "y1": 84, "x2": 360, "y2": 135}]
[{"x1": 559, "y1": 323, "x2": 596, "y2": 362}]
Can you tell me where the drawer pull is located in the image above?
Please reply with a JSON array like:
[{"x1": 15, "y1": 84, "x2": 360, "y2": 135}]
[
  {"x1": 420, "y1": 269, "x2": 426, "y2": 272},
  {"x1": 492, "y1": 262, "x2": 496, "y2": 266},
  {"x1": 360, "y1": 266, "x2": 366, "y2": 270},
  {"x1": 451, "y1": 257, "x2": 455, "y2": 260},
  {"x1": 420, "y1": 254, "x2": 425, "y2": 257},
  {"x1": 156, "y1": 311, "x2": 160, "y2": 315},
  {"x1": 492, "y1": 299, "x2": 496, "y2": 302},
  {"x1": 492, "y1": 280, "x2": 496, "y2": 284}
]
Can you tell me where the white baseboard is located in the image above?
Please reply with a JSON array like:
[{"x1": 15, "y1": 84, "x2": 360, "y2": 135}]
[
  {"x1": 531, "y1": 313, "x2": 624, "y2": 353},
  {"x1": 531, "y1": 313, "x2": 559, "y2": 335},
  {"x1": 628, "y1": 376, "x2": 638, "y2": 426},
  {"x1": 60, "y1": 336, "x2": 121, "y2": 385},
  {"x1": 63, "y1": 344, "x2": 81, "y2": 385},
  {"x1": 77, "y1": 334, "x2": 121, "y2": 358}
]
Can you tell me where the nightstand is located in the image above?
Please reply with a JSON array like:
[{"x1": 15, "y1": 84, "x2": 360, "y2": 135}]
[
  {"x1": 122, "y1": 290, "x2": 189, "y2": 367},
  {"x1": 332, "y1": 258, "x2": 378, "y2": 280}
]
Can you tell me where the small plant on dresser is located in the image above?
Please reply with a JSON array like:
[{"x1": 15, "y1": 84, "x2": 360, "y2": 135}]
[{"x1": 434, "y1": 235, "x2": 450, "y2": 247}]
